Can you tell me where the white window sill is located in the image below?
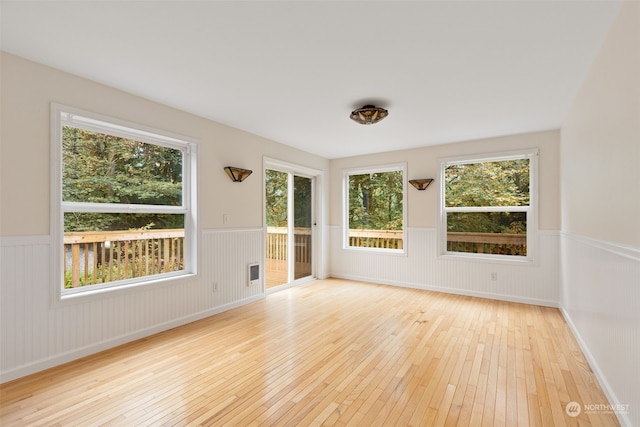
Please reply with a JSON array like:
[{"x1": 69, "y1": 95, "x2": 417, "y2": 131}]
[{"x1": 55, "y1": 272, "x2": 197, "y2": 306}]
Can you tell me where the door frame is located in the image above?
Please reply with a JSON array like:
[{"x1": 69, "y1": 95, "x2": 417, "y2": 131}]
[{"x1": 263, "y1": 157, "x2": 325, "y2": 294}]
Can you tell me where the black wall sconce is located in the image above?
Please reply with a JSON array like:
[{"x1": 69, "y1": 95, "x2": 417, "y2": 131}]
[
  {"x1": 409, "y1": 178, "x2": 434, "y2": 190},
  {"x1": 224, "y1": 166, "x2": 253, "y2": 182}
]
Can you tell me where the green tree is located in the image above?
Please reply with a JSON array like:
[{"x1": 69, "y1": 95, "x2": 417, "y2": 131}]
[
  {"x1": 293, "y1": 175, "x2": 312, "y2": 227},
  {"x1": 348, "y1": 171, "x2": 403, "y2": 230},
  {"x1": 265, "y1": 169, "x2": 288, "y2": 227},
  {"x1": 63, "y1": 126, "x2": 184, "y2": 232},
  {"x1": 445, "y1": 159, "x2": 529, "y2": 234},
  {"x1": 265, "y1": 171, "x2": 313, "y2": 228}
]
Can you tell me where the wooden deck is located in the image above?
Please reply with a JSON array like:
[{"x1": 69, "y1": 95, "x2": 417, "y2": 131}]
[
  {"x1": 266, "y1": 258, "x2": 288, "y2": 288},
  {"x1": 0, "y1": 279, "x2": 618, "y2": 426},
  {"x1": 266, "y1": 259, "x2": 312, "y2": 288}
]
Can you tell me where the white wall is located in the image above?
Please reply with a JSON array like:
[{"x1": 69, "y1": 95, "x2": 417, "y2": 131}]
[
  {"x1": 329, "y1": 130, "x2": 561, "y2": 306},
  {"x1": 561, "y1": 3, "x2": 640, "y2": 248},
  {"x1": 331, "y1": 227, "x2": 560, "y2": 307},
  {"x1": 560, "y1": 1, "x2": 640, "y2": 426},
  {"x1": 0, "y1": 53, "x2": 330, "y2": 382}
]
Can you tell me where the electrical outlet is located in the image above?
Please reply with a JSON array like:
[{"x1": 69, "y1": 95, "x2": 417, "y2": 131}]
[
  {"x1": 490, "y1": 272, "x2": 498, "y2": 281},
  {"x1": 212, "y1": 282, "x2": 218, "y2": 292}
]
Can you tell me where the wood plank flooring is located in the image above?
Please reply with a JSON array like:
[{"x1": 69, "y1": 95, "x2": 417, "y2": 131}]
[{"x1": 0, "y1": 279, "x2": 619, "y2": 426}]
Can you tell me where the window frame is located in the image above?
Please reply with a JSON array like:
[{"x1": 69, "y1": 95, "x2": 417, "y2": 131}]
[
  {"x1": 438, "y1": 149, "x2": 538, "y2": 263},
  {"x1": 342, "y1": 163, "x2": 407, "y2": 255},
  {"x1": 51, "y1": 103, "x2": 198, "y2": 302}
]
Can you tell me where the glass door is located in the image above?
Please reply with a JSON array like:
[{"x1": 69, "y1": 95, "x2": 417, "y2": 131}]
[
  {"x1": 265, "y1": 169, "x2": 314, "y2": 288},
  {"x1": 293, "y1": 176, "x2": 312, "y2": 280},
  {"x1": 265, "y1": 169, "x2": 289, "y2": 288}
]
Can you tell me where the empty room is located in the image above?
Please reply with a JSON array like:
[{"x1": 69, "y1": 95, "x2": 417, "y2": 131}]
[{"x1": 1, "y1": 1, "x2": 638, "y2": 426}]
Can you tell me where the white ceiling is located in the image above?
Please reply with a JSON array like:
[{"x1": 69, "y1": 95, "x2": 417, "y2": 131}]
[{"x1": 1, "y1": 1, "x2": 623, "y2": 159}]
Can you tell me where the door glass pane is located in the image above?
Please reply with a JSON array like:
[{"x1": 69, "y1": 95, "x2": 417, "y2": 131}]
[
  {"x1": 294, "y1": 176, "x2": 312, "y2": 280},
  {"x1": 265, "y1": 170, "x2": 288, "y2": 288}
]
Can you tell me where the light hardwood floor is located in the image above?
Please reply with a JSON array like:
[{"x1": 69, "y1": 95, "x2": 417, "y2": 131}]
[{"x1": 0, "y1": 279, "x2": 618, "y2": 426}]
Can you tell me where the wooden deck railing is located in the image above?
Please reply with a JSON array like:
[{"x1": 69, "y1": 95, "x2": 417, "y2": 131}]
[
  {"x1": 348, "y1": 229, "x2": 403, "y2": 249},
  {"x1": 266, "y1": 227, "x2": 312, "y2": 263},
  {"x1": 447, "y1": 232, "x2": 526, "y2": 256},
  {"x1": 265, "y1": 227, "x2": 527, "y2": 256},
  {"x1": 64, "y1": 228, "x2": 525, "y2": 288},
  {"x1": 64, "y1": 229, "x2": 184, "y2": 288}
]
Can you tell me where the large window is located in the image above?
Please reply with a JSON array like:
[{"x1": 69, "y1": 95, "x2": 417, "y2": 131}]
[
  {"x1": 343, "y1": 164, "x2": 406, "y2": 252},
  {"x1": 440, "y1": 149, "x2": 537, "y2": 260},
  {"x1": 52, "y1": 104, "x2": 197, "y2": 298}
]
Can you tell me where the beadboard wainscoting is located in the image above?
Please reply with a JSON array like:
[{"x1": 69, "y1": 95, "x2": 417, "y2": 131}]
[
  {"x1": 560, "y1": 233, "x2": 640, "y2": 427},
  {"x1": 0, "y1": 228, "x2": 265, "y2": 383},
  {"x1": 330, "y1": 226, "x2": 560, "y2": 307}
]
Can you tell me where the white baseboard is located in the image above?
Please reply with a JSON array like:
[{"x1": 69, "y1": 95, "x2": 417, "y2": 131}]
[
  {"x1": 330, "y1": 274, "x2": 558, "y2": 308},
  {"x1": 560, "y1": 307, "x2": 633, "y2": 427}
]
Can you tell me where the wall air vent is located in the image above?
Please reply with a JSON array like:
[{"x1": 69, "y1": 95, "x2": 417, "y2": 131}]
[{"x1": 248, "y1": 263, "x2": 260, "y2": 287}]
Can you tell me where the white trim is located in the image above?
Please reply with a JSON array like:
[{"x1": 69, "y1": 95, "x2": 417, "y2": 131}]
[
  {"x1": 342, "y1": 162, "x2": 407, "y2": 254},
  {"x1": 60, "y1": 272, "x2": 197, "y2": 301},
  {"x1": 439, "y1": 148, "x2": 538, "y2": 165},
  {"x1": 0, "y1": 293, "x2": 264, "y2": 384},
  {"x1": 262, "y1": 157, "x2": 324, "y2": 177},
  {"x1": 51, "y1": 104, "x2": 63, "y2": 306},
  {"x1": 444, "y1": 205, "x2": 529, "y2": 213},
  {"x1": 561, "y1": 231, "x2": 640, "y2": 263},
  {"x1": 60, "y1": 202, "x2": 188, "y2": 214},
  {"x1": 0, "y1": 235, "x2": 51, "y2": 246},
  {"x1": 203, "y1": 227, "x2": 264, "y2": 234},
  {"x1": 330, "y1": 273, "x2": 558, "y2": 308},
  {"x1": 341, "y1": 245, "x2": 409, "y2": 257},
  {"x1": 560, "y1": 307, "x2": 633, "y2": 427},
  {"x1": 59, "y1": 105, "x2": 198, "y2": 148},
  {"x1": 287, "y1": 170, "x2": 295, "y2": 281},
  {"x1": 265, "y1": 275, "x2": 316, "y2": 295}
]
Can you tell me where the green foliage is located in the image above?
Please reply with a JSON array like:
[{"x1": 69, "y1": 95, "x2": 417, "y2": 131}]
[
  {"x1": 348, "y1": 171, "x2": 403, "y2": 231},
  {"x1": 293, "y1": 176, "x2": 312, "y2": 227},
  {"x1": 64, "y1": 213, "x2": 184, "y2": 233},
  {"x1": 445, "y1": 159, "x2": 529, "y2": 234},
  {"x1": 62, "y1": 126, "x2": 183, "y2": 232},
  {"x1": 447, "y1": 212, "x2": 527, "y2": 234},
  {"x1": 445, "y1": 159, "x2": 529, "y2": 207},
  {"x1": 64, "y1": 258, "x2": 183, "y2": 288},
  {"x1": 265, "y1": 170, "x2": 288, "y2": 227},
  {"x1": 265, "y1": 171, "x2": 313, "y2": 228}
]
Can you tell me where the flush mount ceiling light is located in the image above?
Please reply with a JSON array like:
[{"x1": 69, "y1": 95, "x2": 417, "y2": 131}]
[{"x1": 350, "y1": 104, "x2": 388, "y2": 125}]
